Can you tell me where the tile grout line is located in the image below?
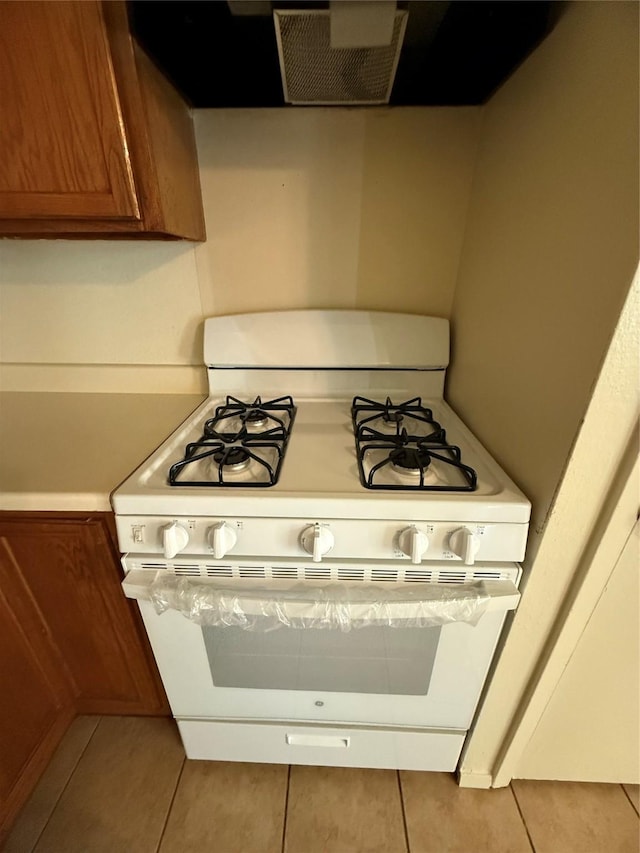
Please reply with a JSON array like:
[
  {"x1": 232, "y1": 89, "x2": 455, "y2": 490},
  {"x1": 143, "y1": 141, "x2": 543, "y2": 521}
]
[
  {"x1": 280, "y1": 765, "x2": 292, "y2": 853},
  {"x1": 31, "y1": 715, "x2": 103, "y2": 853},
  {"x1": 154, "y1": 755, "x2": 186, "y2": 853},
  {"x1": 620, "y1": 784, "x2": 640, "y2": 818},
  {"x1": 396, "y1": 771, "x2": 411, "y2": 853},
  {"x1": 510, "y1": 783, "x2": 537, "y2": 853}
]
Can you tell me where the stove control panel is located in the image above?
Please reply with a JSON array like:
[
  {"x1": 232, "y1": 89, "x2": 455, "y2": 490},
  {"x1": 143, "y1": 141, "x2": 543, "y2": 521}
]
[{"x1": 117, "y1": 516, "x2": 527, "y2": 564}]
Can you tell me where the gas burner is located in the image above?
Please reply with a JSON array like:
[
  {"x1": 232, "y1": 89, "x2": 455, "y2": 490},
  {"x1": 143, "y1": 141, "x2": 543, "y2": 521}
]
[
  {"x1": 206, "y1": 395, "x2": 295, "y2": 437},
  {"x1": 212, "y1": 447, "x2": 252, "y2": 472},
  {"x1": 352, "y1": 395, "x2": 444, "y2": 440},
  {"x1": 378, "y1": 410, "x2": 405, "y2": 434},
  {"x1": 351, "y1": 397, "x2": 478, "y2": 492},
  {"x1": 389, "y1": 446, "x2": 432, "y2": 475},
  {"x1": 242, "y1": 409, "x2": 269, "y2": 430},
  {"x1": 168, "y1": 395, "x2": 296, "y2": 487}
]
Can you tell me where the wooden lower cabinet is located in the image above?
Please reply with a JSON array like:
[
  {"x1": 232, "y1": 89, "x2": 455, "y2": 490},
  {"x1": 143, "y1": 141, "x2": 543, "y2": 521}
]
[
  {"x1": 0, "y1": 511, "x2": 170, "y2": 841},
  {"x1": 0, "y1": 538, "x2": 75, "y2": 841}
]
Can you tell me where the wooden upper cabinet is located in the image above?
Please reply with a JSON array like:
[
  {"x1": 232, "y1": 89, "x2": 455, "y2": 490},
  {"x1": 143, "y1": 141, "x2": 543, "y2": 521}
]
[
  {"x1": 0, "y1": 1, "x2": 139, "y2": 221},
  {"x1": 0, "y1": 1, "x2": 205, "y2": 239}
]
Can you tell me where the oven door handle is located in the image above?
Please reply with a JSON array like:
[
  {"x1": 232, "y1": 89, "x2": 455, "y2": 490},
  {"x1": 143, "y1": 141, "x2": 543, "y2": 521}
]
[
  {"x1": 122, "y1": 569, "x2": 158, "y2": 600},
  {"x1": 121, "y1": 571, "x2": 520, "y2": 615}
]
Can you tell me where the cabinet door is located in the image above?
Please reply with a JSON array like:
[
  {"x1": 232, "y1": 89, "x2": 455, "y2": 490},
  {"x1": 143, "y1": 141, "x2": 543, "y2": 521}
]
[
  {"x1": 0, "y1": 1, "x2": 140, "y2": 220},
  {"x1": 0, "y1": 514, "x2": 169, "y2": 716},
  {"x1": 0, "y1": 538, "x2": 73, "y2": 839}
]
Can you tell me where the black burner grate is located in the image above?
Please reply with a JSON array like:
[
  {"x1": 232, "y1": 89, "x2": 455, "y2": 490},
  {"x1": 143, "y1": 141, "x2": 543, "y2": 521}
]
[
  {"x1": 169, "y1": 395, "x2": 296, "y2": 487},
  {"x1": 351, "y1": 396, "x2": 477, "y2": 491}
]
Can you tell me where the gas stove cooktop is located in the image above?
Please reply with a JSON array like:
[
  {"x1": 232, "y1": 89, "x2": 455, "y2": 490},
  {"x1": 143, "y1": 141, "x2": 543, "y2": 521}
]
[
  {"x1": 112, "y1": 393, "x2": 528, "y2": 522},
  {"x1": 111, "y1": 311, "x2": 531, "y2": 563},
  {"x1": 166, "y1": 393, "x2": 480, "y2": 494}
]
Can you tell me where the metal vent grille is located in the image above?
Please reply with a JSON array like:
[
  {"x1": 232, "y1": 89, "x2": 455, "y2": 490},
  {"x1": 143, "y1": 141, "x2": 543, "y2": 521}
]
[
  {"x1": 405, "y1": 568, "x2": 433, "y2": 584},
  {"x1": 173, "y1": 565, "x2": 201, "y2": 577},
  {"x1": 131, "y1": 558, "x2": 517, "y2": 586},
  {"x1": 238, "y1": 566, "x2": 268, "y2": 578},
  {"x1": 274, "y1": 10, "x2": 407, "y2": 105},
  {"x1": 206, "y1": 565, "x2": 233, "y2": 578}
]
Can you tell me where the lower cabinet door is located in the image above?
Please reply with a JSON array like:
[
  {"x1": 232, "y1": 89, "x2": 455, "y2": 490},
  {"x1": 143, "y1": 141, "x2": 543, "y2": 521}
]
[
  {"x1": 0, "y1": 536, "x2": 74, "y2": 841},
  {"x1": 0, "y1": 511, "x2": 170, "y2": 841},
  {"x1": 0, "y1": 513, "x2": 169, "y2": 715}
]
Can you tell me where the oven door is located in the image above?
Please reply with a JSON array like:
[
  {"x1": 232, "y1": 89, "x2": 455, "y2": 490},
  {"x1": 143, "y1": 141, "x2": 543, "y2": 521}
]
[{"x1": 123, "y1": 565, "x2": 520, "y2": 730}]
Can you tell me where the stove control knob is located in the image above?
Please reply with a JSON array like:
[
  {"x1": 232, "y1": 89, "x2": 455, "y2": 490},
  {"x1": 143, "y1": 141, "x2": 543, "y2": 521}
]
[
  {"x1": 301, "y1": 524, "x2": 334, "y2": 563},
  {"x1": 448, "y1": 527, "x2": 481, "y2": 565},
  {"x1": 398, "y1": 526, "x2": 429, "y2": 564},
  {"x1": 162, "y1": 522, "x2": 190, "y2": 560},
  {"x1": 208, "y1": 522, "x2": 237, "y2": 560}
]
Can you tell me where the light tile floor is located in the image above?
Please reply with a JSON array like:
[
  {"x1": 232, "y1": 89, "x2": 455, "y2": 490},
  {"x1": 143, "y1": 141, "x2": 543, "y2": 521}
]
[{"x1": 5, "y1": 717, "x2": 639, "y2": 853}]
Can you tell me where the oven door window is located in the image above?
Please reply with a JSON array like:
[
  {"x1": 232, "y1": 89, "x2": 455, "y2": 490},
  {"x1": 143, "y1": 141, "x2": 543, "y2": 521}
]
[{"x1": 202, "y1": 624, "x2": 441, "y2": 696}]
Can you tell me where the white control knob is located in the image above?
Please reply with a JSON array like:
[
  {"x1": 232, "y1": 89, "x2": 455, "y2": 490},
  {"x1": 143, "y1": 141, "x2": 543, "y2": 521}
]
[
  {"x1": 162, "y1": 522, "x2": 190, "y2": 559},
  {"x1": 300, "y1": 524, "x2": 335, "y2": 563},
  {"x1": 208, "y1": 522, "x2": 237, "y2": 560},
  {"x1": 398, "y1": 526, "x2": 430, "y2": 564},
  {"x1": 448, "y1": 527, "x2": 481, "y2": 565}
]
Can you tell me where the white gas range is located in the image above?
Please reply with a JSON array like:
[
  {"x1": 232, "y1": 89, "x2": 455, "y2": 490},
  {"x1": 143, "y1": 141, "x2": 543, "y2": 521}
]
[{"x1": 113, "y1": 310, "x2": 530, "y2": 772}]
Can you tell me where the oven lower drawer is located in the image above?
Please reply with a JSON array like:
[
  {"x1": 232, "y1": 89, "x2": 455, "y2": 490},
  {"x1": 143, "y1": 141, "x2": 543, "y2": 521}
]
[{"x1": 177, "y1": 718, "x2": 466, "y2": 771}]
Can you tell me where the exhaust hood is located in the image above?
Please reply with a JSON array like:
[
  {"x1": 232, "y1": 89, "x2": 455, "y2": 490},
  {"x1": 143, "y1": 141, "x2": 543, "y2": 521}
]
[
  {"x1": 274, "y1": 5, "x2": 408, "y2": 105},
  {"x1": 128, "y1": 0, "x2": 559, "y2": 108}
]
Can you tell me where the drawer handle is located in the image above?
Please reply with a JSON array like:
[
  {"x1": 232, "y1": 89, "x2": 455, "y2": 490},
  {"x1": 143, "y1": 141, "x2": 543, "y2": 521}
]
[{"x1": 286, "y1": 734, "x2": 350, "y2": 749}]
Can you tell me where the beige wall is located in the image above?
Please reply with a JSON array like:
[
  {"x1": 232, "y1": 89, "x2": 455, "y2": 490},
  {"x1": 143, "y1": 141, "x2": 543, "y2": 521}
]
[
  {"x1": 194, "y1": 107, "x2": 480, "y2": 317},
  {"x1": 356, "y1": 109, "x2": 481, "y2": 314},
  {"x1": 453, "y1": 1, "x2": 640, "y2": 786},
  {"x1": 446, "y1": 1, "x2": 639, "y2": 553},
  {"x1": 0, "y1": 242, "x2": 202, "y2": 366},
  {"x1": 0, "y1": 240, "x2": 206, "y2": 392},
  {"x1": 193, "y1": 109, "x2": 367, "y2": 317},
  {"x1": 0, "y1": 108, "x2": 480, "y2": 390}
]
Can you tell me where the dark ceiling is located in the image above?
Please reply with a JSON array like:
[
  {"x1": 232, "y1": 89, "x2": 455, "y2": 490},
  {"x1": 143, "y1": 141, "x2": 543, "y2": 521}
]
[{"x1": 129, "y1": 1, "x2": 559, "y2": 108}]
